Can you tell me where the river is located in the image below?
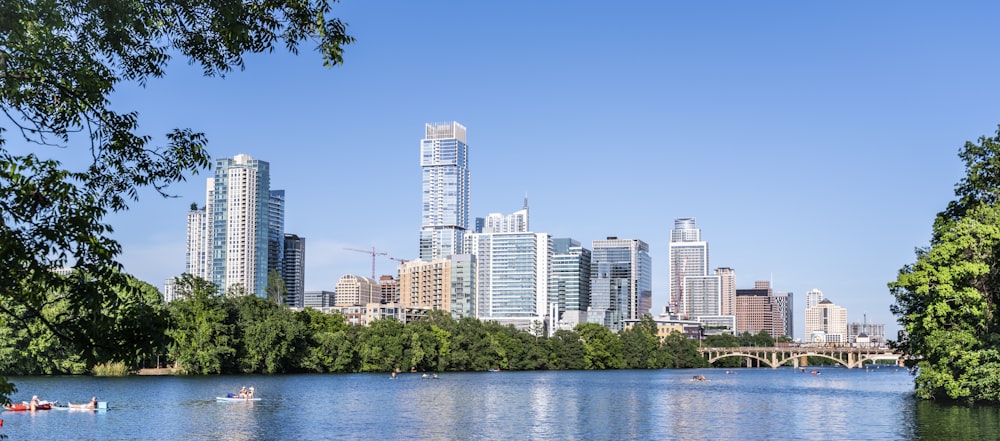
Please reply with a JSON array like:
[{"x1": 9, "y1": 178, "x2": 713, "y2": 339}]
[{"x1": 1, "y1": 367, "x2": 998, "y2": 440}]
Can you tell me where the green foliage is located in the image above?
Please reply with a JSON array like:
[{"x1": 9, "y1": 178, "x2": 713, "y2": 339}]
[
  {"x1": 166, "y1": 274, "x2": 236, "y2": 374},
  {"x1": 266, "y1": 269, "x2": 287, "y2": 306},
  {"x1": 577, "y1": 323, "x2": 624, "y2": 369},
  {"x1": 891, "y1": 125, "x2": 1000, "y2": 403},
  {"x1": 92, "y1": 362, "x2": 130, "y2": 377},
  {"x1": 0, "y1": 0, "x2": 353, "y2": 403},
  {"x1": 620, "y1": 316, "x2": 665, "y2": 369}
]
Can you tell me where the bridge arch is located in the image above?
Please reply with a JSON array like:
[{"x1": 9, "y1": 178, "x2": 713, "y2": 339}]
[
  {"x1": 707, "y1": 352, "x2": 776, "y2": 368},
  {"x1": 699, "y1": 347, "x2": 903, "y2": 369}
]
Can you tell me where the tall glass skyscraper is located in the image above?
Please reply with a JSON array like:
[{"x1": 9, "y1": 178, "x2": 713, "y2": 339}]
[
  {"x1": 282, "y1": 234, "x2": 306, "y2": 307},
  {"x1": 420, "y1": 122, "x2": 469, "y2": 261},
  {"x1": 268, "y1": 190, "x2": 285, "y2": 276},
  {"x1": 185, "y1": 154, "x2": 274, "y2": 297},
  {"x1": 589, "y1": 237, "x2": 651, "y2": 331}
]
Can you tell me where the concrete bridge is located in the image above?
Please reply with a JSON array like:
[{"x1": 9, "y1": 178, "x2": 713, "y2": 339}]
[{"x1": 698, "y1": 346, "x2": 903, "y2": 369}]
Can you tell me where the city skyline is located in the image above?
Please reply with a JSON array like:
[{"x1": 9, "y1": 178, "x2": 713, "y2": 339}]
[{"x1": 102, "y1": 2, "x2": 1000, "y2": 339}]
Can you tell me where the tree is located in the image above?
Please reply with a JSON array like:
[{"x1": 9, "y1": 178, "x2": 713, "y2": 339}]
[
  {"x1": 620, "y1": 316, "x2": 664, "y2": 369},
  {"x1": 0, "y1": 0, "x2": 353, "y2": 403},
  {"x1": 891, "y1": 125, "x2": 1000, "y2": 402},
  {"x1": 576, "y1": 323, "x2": 624, "y2": 370},
  {"x1": 266, "y1": 269, "x2": 287, "y2": 306},
  {"x1": 166, "y1": 274, "x2": 236, "y2": 374}
]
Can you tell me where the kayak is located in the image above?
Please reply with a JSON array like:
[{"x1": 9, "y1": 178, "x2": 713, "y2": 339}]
[{"x1": 216, "y1": 397, "x2": 260, "y2": 402}]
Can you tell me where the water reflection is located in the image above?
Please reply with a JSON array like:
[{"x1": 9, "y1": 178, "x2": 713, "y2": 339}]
[
  {"x1": 914, "y1": 400, "x2": 1000, "y2": 440},
  {"x1": 1, "y1": 370, "x2": 985, "y2": 440}
]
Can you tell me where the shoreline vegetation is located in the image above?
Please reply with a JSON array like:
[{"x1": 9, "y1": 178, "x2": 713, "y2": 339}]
[{"x1": 2, "y1": 274, "x2": 785, "y2": 379}]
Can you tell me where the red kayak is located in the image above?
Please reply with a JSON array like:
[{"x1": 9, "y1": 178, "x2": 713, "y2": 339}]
[{"x1": 4, "y1": 402, "x2": 52, "y2": 411}]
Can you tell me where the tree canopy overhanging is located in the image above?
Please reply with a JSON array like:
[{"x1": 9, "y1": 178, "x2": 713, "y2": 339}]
[
  {"x1": 891, "y1": 124, "x2": 1000, "y2": 403},
  {"x1": 0, "y1": 0, "x2": 353, "y2": 404}
]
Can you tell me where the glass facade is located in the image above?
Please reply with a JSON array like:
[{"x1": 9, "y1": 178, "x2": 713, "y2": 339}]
[
  {"x1": 589, "y1": 238, "x2": 651, "y2": 331},
  {"x1": 282, "y1": 234, "x2": 306, "y2": 307},
  {"x1": 420, "y1": 122, "x2": 469, "y2": 261},
  {"x1": 204, "y1": 154, "x2": 271, "y2": 297},
  {"x1": 466, "y1": 232, "x2": 551, "y2": 328},
  {"x1": 550, "y1": 238, "x2": 592, "y2": 318},
  {"x1": 268, "y1": 190, "x2": 285, "y2": 276}
]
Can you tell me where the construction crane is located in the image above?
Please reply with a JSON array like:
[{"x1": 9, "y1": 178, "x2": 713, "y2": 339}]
[
  {"x1": 389, "y1": 257, "x2": 411, "y2": 265},
  {"x1": 344, "y1": 246, "x2": 388, "y2": 279}
]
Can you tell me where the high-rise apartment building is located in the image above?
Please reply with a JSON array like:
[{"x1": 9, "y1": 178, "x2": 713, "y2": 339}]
[
  {"x1": 465, "y1": 232, "x2": 551, "y2": 330},
  {"x1": 420, "y1": 122, "x2": 469, "y2": 261},
  {"x1": 268, "y1": 190, "x2": 285, "y2": 275},
  {"x1": 716, "y1": 267, "x2": 736, "y2": 317},
  {"x1": 186, "y1": 154, "x2": 276, "y2": 297},
  {"x1": 185, "y1": 203, "x2": 209, "y2": 280},
  {"x1": 550, "y1": 238, "x2": 592, "y2": 328},
  {"x1": 668, "y1": 218, "x2": 709, "y2": 318},
  {"x1": 804, "y1": 298, "x2": 847, "y2": 344},
  {"x1": 476, "y1": 197, "x2": 529, "y2": 233},
  {"x1": 589, "y1": 237, "x2": 652, "y2": 331},
  {"x1": 282, "y1": 234, "x2": 305, "y2": 307}
]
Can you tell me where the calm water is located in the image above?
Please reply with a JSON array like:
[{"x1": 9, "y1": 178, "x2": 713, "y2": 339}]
[{"x1": 1, "y1": 367, "x2": 998, "y2": 440}]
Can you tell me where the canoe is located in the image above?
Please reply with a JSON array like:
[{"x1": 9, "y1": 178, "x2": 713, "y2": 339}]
[{"x1": 216, "y1": 397, "x2": 261, "y2": 402}]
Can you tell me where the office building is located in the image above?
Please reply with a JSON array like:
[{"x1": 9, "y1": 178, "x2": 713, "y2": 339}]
[
  {"x1": 303, "y1": 290, "x2": 333, "y2": 309},
  {"x1": 804, "y1": 298, "x2": 848, "y2": 344},
  {"x1": 735, "y1": 280, "x2": 792, "y2": 338},
  {"x1": 465, "y1": 232, "x2": 551, "y2": 330},
  {"x1": 589, "y1": 237, "x2": 652, "y2": 332},
  {"x1": 550, "y1": 238, "x2": 592, "y2": 329},
  {"x1": 420, "y1": 121, "x2": 470, "y2": 261},
  {"x1": 805, "y1": 288, "x2": 824, "y2": 309},
  {"x1": 282, "y1": 234, "x2": 306, "y2": 307},
  {"x1": 333, "y1": 275, "x2": 382, "y2": 307}
]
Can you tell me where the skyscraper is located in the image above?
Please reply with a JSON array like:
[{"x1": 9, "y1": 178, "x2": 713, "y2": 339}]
[
  {"x1": 550, "y1": 238, "x2": 592, "y2": 328},
  {"x1": 805, "y1": 298, "x2": 847, "y2": 344},
  {"x1": 589, "y1": 237, "x2": 651, "y2": 331},
  {"x1": 185, "y1": 154, "x2": 275, "y2": 297},
  {"x1": 268, "y1": 190, "x2": 285, "y2": 276},
  {"x1": 420, "y1": 121, "x2": 469, "y2": 261},
  {"x1": 735, "y1": 280, "x2": 792, "y2": 338},
  {"x1": 668, "y1": 218, "x2": 708, "y2": 318},
  {"x1": 464, "y1": 231, "x2": 551, "y2": 330},
  {"x1": 282, "y1": 234, "x2": 306, "y2": 307},
  {"x1": 185, "y1": 203, "x2": 209, "y2": 280}
]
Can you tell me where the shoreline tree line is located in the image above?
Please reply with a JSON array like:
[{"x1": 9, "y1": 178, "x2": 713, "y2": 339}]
[{"x1": 1, "y1": 274, "x2": 723, "y2": 375}]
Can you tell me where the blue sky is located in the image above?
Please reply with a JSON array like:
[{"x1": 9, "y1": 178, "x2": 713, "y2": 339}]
[{"x1": 100, "y1": 1, "x2": 1000, "y2": 339}]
